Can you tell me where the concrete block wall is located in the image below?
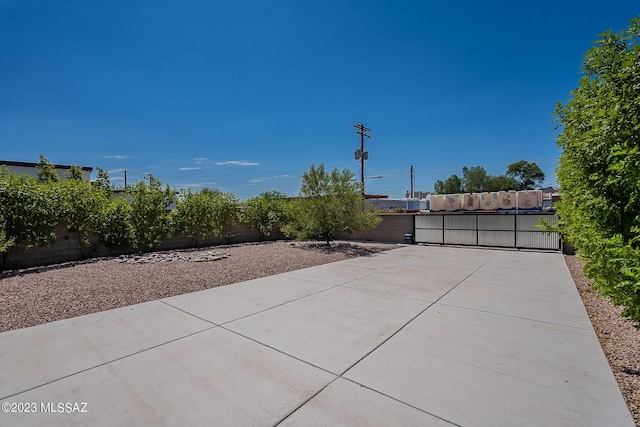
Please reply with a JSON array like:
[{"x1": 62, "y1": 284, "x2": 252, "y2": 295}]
[
  {"x1": 2, "y1": 223, "x2": 288, "y2": 270},
  {"x1": 2, "y1": 214, "x2": 411, "y2": 270},
  {"x1": 341, "y1": 213, "x2": 414, "y2": 243}
]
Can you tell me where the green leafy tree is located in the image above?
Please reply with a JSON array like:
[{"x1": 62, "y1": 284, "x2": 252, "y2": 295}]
[
  {"x1": 486, "y1": 174, "x2": 518, "y2": 191},
  {"x1": 58, "y1": 179, "x2": 108, "y2": 254},
  {"x1": 129, "y1": 177, "x2": 176, "y2": 250},
  {"x1": 243, "y1": 191, "x2": 289, "y2": 240},
  {"x1": 506, "y1": 160, "x2": 545, "y2": 190},
  {"x1": 0, "y1": 173, "x2": 60, "y2": 268},
  {"x1": 211, "y1": 191, "x2": 241, "y2": 244},
  {"x1": 462, "y1": 166, "x2": 490, "y2": 193},
  {"x1": 0, "y1": 213, "x2": 15, "y2": 254},
  {"x1": 434, "y1": 174, "x2": 462, "y2": 194},
  {"x1": 436, "y1": 166, "x2": 518, "y2": 193},
  {"x1": 283, "y1": 164, "x2": 380, "y2": 244},
  {"x1": 94, "y1": 167, "x2": 111, "y2": 189},
  {"x1": 65, "y1": 165, "x2": 84, "y2": 181},
  {"x1": 554, "y1": 17, "x2": 640, "y2": 322},
  {"x1": 36, "y1": 154, "x2": 59, "y2": 183},
  {"x1": 174, "y1": 188, "x2": 224, "y2": 246},
  {"x1": 95, "y1": 199, "x2": 134, "y2": 249}
]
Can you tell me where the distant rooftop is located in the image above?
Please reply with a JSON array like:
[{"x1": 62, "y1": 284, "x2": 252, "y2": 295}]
[
  {"x1": 0, "y1": 160, "x2": 92, "y2": 172},
  {"x1": 1, "y1": 160, "x2": 93, "y2": 182}
]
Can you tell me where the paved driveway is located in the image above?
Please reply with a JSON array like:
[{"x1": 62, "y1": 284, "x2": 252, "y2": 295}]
[{"x1": 0, "y1": 245, "x2": 633, "y2": 426}]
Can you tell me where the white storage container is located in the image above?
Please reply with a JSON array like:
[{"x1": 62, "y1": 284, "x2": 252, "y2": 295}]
[
  {"x1": 445, "y1": 194, "x2": 463, "y2": 211},
  {"x1": 516, "y1": 190, "x2": 543, "y2": 211},
  {"x1": 407, "y1": 199, "x2": 420, "y2": 212},
  {"x1": 498, "y1": 191, "x2": 517, "y2": 210},
  {"x1": 463, "y1": 193, "x2": 480, "y2": 211},
  {"x1": 480, "y1": 192, "x2": 499, "y2": 210},
  {"x1": 429, "y1": 194, "x2": 446, "y2": 212}
]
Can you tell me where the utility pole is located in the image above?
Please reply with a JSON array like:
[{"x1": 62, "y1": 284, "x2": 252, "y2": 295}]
[
  {"x1": 124, "y1": 170, "x2": 127, "y2": 188},
  {"x1": 410, "y1": 165, "x2": 414, "y2": 198},
  {"x1": 353, "y1": 123, "x2": 372, "y2": 197}
]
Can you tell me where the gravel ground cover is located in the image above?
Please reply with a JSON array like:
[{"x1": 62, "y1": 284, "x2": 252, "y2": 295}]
[
  {"x1": 564, "y1": 255, "x2": 640, "y2": 425},
  {"x1": 0, "y1": 243, "x2": 637, "y2": 424},
  {"x1": 0, "y1": 240, "x2": 395, "y2": 332}
]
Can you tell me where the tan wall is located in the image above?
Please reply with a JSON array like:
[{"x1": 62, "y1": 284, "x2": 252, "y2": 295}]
[
  {"x1": 341, "y1": 213, "x2": 414, "y2": 243},
  {"x1": 2, "y1": 214, "x2": 412, "y2": 270}
]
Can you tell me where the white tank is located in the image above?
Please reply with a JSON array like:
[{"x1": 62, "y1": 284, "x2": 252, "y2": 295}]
[
  {"x1": 407, "y1": 199, "x2": 420, "y2": 212},
  {"x1": 480, "y1": 192, "x2": 499, "y2": 210},
  {"x1": 498, "y1": 191, "x2": 517, "y2": 210},
  {"x1": 429, "y1": 194, "x2": 446, "y2": 212},
  {"x1": 517, "y1": 190, "x2": 543, "y2": 210},
  {"x1": 445, "y1": 194, "x2": 463, "y2": 211},
  {"x1": 463, "y1": 193, "x2": 480, "y2": 211}
]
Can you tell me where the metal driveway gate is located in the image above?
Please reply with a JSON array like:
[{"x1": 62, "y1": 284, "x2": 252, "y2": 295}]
[{"x1": 414, "y1": 213, "x2": 560, "y2": 250}]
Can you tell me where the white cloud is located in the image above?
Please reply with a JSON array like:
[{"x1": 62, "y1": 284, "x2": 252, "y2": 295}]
[
  {"x1": 194, "y1": 157, "x2": 208, "y2": 163},
  {"x1": 179, "y1": 167, "x2": 203, "y2": 171},
  {"x1": 216, "y1": 160, "x2": 259, "y2": 166},
  {"x1": 175, "y1": 181, "x2": 218, "y2": 189},
  {"x1": 249, "y1": 174, "x2": 296, "y2": 184},
  {"x1": 102, "y1": 155, "x2": 130, "y2": 160}
]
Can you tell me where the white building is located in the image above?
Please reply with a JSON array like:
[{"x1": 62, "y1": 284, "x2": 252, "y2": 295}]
[{"x1": 1, "y1": 160, "x2": 93, "y2": 182}]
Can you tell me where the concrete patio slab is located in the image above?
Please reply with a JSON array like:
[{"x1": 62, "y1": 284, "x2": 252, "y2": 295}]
[
  {"x1": 440, "y1": 275, "x2": 594, "y2": 329},
  {"x1": 345, "y1": 301, "x2": 633, "y2": 427},
  {"x1": 0, "y1": 301, "x2": 212, "y2": 398},
  {"x1": 162, "y1": 274, "x2": 334, "y2": 325},
  {"x1": 280, "y1": 378, "x2": 455, "y2": 426},
  {"x1": 471, "y1": 250, "x2": 576, "y2": 286},
  {"x1": 343, "y1": 268, "x2": 466, "y2": 302},
  {"x1": 2, "y1": 328, "x2": 335, "y2": 426},
  {"x1": 439, "y1": 251, "x2": 593, "y2": 329},
  {"x1": 225, "y1": 285, "x2": 427, "y2": 374},
  {"x1": 280, "y1": 263, "x2": 379, "y2": 285},
  {"x1": 335, "y1": 250, "x2": 422, "y2": 270},
  {"x1": 0, "y1": 245, "x2": 633, "y2": 426},
  {"x1": 342, "y1": 250, "x2": 495, "y2": 302}
]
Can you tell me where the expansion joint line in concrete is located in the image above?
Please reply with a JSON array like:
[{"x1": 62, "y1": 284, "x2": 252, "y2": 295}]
[
  {"x1": 335, "y1": 250, "x2": 501, "y2": 379},
  {"x1": 0, "y1": 325, "x2": 217, "y2": 401},
  {"x1": 275, "y1": 252, "x2": 500, "y2": 427}
]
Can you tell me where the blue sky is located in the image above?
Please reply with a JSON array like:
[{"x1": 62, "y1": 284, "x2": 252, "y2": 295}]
[{"x1": 1, "y1": 1, "x2": 638, "y2": 198}]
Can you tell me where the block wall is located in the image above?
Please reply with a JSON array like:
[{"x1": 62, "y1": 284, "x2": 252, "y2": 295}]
[{"x1": 2, "y1": 214, "x2": 411, "y2": 270}]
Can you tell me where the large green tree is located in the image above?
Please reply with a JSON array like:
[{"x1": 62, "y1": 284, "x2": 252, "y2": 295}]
[
  {"x1": 555, "y1": 17, "x2": 640, "y2": 322},
  {"x1": 283, "y1": 164, "x2": 380, "y2": 244},
  {"x1": 506, "y1": 160, "x2": 545, "y2": 190},
  {"x1": 462, "y1": 166, "x2": 490, "y2": 193},
  {"x1": 486, "y1": 174, "x2": 518, "y2": 192},
  {"x1": 434, "y1": 174, "x2": 462, "y2": 194}
]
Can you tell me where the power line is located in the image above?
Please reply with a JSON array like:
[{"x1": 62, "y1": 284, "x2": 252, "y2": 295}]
[{"x1": 364, "y1": 157, "x2": 560, "y2": 181}]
